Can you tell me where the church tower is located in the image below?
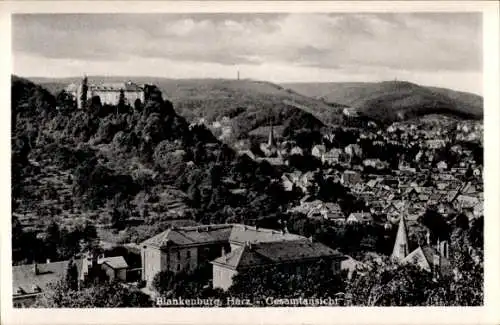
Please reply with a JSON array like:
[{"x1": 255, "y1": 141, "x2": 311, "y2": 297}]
[
  {"x1": 391, "y1": 214, "x2": 409, "y2": 261},
  {"x1": 267, "y1": 122, "x2": 276, "y2": 148}
]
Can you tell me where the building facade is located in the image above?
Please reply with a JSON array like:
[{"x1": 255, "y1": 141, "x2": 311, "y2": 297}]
[
  {"x1": 66, "y1": 77, "x2": 145, "y2": 109},
  {"x1": 140, "y1": 224, "x2": 344, "y2": 289}
]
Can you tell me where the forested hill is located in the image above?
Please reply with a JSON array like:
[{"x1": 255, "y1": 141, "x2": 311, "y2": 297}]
[
  {"x1": 11, "y1": 75, "x2": 296, "y2": 263},
  {"x1": 284, "y1": 81, "x2": 483, "y2": 122},
  {"x1": 28, "y1": 77, "x2": 340, "y2": 141}
]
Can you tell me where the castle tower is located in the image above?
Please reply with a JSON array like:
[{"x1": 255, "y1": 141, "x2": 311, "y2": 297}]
[{"x1": 391, "y1": 213, "x2": 409, "y2": 261}]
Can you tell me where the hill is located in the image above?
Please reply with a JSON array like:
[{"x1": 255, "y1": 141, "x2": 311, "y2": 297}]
[
  {"x1": 283, "y1": 81, "x2": 483, "y2": 122},
  {"x1": 27, "y1": 77, "x2": 341, "y2": 140},
  {"x1": 11, "y1": 75, "x2": 298, "y2": 264}
]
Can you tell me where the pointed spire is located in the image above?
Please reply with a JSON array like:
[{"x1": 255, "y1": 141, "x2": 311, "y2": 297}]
[
  {"x1": 267, "y1": 120, "x2": 276, "y2": 148},
  {"x1": 392, "y1": 212, "x2": 409, "y2": 261}
]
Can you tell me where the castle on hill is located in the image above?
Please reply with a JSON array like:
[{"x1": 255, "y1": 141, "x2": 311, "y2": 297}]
[{"x1": 66, "y1": 76, "x2": 145, "y2": 109}]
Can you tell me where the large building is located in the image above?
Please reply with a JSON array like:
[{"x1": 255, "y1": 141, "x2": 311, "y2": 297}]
[
  {"x1": 140, "y1": 224, "x2": 345, "y2": 289},
  {"x1": 211, "y1": 238, "x2": 343, "y2": 290},
  {"x1": 66, "y1": 77, "x2": 145, "y2": 109}
]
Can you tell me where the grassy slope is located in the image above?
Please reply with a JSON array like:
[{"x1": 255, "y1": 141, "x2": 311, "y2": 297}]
[{"x1": 284, "y1": 81, "x2": 483, "y2": 121}]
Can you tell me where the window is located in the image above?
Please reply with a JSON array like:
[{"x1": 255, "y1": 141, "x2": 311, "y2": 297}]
[
  {"x1": 400, "y1": 244, "x2": 406, "y2": 256},
  {"x1": 177, "y1": 251, "x2": 181, "y2": 259},
  {"x1": 177, "y1": 264, "x2": 181, "y2": 271},
  {"x1": 187, "y1": 250, "x2": 191, "y2": 258}
]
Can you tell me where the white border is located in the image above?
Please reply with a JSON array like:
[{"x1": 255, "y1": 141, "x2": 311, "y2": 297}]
[{"x1": 1, "y1": 2, "x2": 499, "y2": 325}]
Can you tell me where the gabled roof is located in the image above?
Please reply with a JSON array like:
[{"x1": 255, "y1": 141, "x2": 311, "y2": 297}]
[
  {"x1": 405, "y1": 246, "x2": 453, "y2": 277},
  {"x1": 391, "y1": 215, "x2": 409, "y2": 261},
  {"x1": 211, "y1": 240, "x2": 343, "y2": 270},
  {"x1": 211, "y1": 245, "x2": 271, "y2": 270},
  {"x1": 141, "y1": 224, "x2": 233, "y2": 249},
  {"x1": 100, "y1": 256, "x2": 128, "y2": 269},
  {"x1": 142, "y1": 224, "x2": 304, "y2": 249}
]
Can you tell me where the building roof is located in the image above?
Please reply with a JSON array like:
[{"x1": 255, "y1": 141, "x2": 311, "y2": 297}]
[
  {"x1": 13, "y1": 259, "x2": 80, "y2": 296},
  {"x1": 100, "y1": 256, "x2": 129, "y2": 269},
  {"x1": 347, "y1": 212, "x2": 372, "y2": 222},
  {"x1": 391, "y1": 215, "x2": 409, "y2": 261},
  {"x1": 90, "y1": 81, "x2": 143, "y2": 92},
  {"x1": 229, "y1": 225, "x2": 304, "y2": 245},
  {"x1": 403, "y1": 246, "x2": 452, "y2": 277},
  {"x1": 142, "y1": 224, "x2": 304, "y2": 249},
  {"x1": 211, "y1": 240, "x2": 344, "y2": 270},
  {"x1": 141, "y1": 224, "x2": 234, "y2": 249}
]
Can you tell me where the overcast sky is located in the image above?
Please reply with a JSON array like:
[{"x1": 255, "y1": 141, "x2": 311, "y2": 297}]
[{"x1": 12, "y1": 13, "x2": 482, "y2": 94}]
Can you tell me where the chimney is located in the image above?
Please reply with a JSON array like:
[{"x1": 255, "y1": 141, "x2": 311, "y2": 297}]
[
  {"x1": 34, "y1": 262, "x2": 39, "y2": 275},
  {"x1": 46, "y1": 258, "x2": 51, "y2": 264},
  {"x1": 308, "y1": 235, "x2": 313, "y2": 243}
]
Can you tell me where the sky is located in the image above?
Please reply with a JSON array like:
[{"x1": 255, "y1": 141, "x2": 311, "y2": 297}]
[{"x1": 12, "y1": 13, "x2": 483, "y2": 94}]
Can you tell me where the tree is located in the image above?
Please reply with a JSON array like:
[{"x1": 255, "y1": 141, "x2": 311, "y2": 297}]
[
  {"x1": 34, "y1": 281, "x2": 152, "y2": 308},
  {"x1": 111, "y1": 207, "x2": 129, "y2": 230},
  {"x1": 80, "y1": 76, "x2": 88, "y2": 109},
  {"x1": 117, "y1": 89, "x2": 126, "y2": 114},
  {"x1": 65, "y1": 259, "x2": 79, "y2": 290},
  {"x1": 45, "y1": 221, "x2": 61, "y2": 260},
  {"x1": 134, "y1": 98, "x2": 142, "y2": 112},
  {"x1": 347, "y1": 258, "x2": 441, "y2": 306},
  {"x1": 419, "y1": 208, "x2": 450, "y2": 242},
  {"x1": 229, "y1": 260, "x2": 347, "y2": 305}
]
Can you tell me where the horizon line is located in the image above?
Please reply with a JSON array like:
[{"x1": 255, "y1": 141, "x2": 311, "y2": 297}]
[{"x1": 13, "y1": 73, "x2": 483, "y2": 96}]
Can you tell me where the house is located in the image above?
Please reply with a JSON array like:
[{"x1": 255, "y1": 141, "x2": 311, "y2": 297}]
[
  {"x1": 281, "y1": 174, "x2": 295, "y2": 192},
  {"x1": 13, "y1": 259, "x2": 80, "y2": 307},
  {"x1": 307, "y1": 202, "x2": 344, "y2": 222},
  {"x1": 344, "y1": 144, "x2": 363, "y2": 162},
  {"x1": 366, "y1": 178, "x2": 381, "y2": 189},
  {"x1": 311, "y1": 144, "x2": 326, "y2": 159},
  {"x1": 341, "y1": 256, "x2": 367, "y2": 280},
  {"x1": 455, "y1": 194, "x2": 480, "y2": 209},
  {"x1": 341, "y1": 170, "x2": 362, "y2": 186},
  {"x1": 98, "y1": 256, "x2": 128, "y2": 282},
  {"x1": 211, "y1": 239, "x2": 345, "y2": 290},
  {"x1": 437, "y1": 161, "x2": 448, "y2": 171},
  {"x1": 363, "y1": 159, "x2": 388, "y2": 170},
  {"x1": 238, "y1": 150, "x2": 256, "y2": 160},
  {"x1": 140, "y1": 224, "x2": 306, "y2": 288},
  {"x1": 290, "y1": 146, "x2": 304, "y2": 156},
  {"x1": 425, "y1": 139, "x2": 446, "y2": 149},
  {"x1": 79, "y1": 252, "x2": 129, "y2": 284},
  {"x1": 323, "y1": 148, "x2": 343, "y2": 165},
  {"x1": 346, "y1": 212, "x2": 372, "y2": 224}
]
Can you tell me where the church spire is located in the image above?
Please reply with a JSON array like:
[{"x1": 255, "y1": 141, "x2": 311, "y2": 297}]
[
  {"x1": 267, "y1": 118, "x2": 276, "y2": 148},
  {"x1": 391, "y1": 202, "x2": 409, "y2": 261}
]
